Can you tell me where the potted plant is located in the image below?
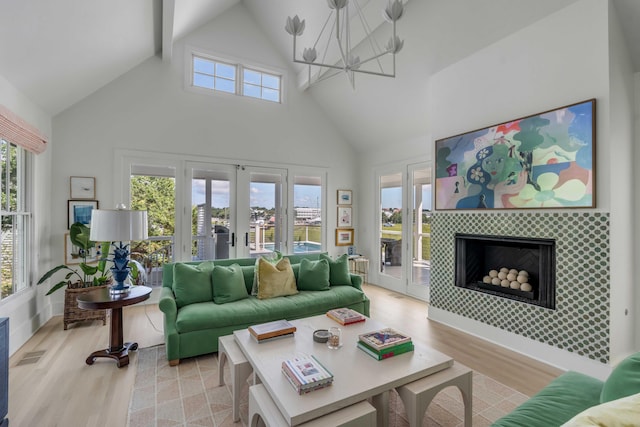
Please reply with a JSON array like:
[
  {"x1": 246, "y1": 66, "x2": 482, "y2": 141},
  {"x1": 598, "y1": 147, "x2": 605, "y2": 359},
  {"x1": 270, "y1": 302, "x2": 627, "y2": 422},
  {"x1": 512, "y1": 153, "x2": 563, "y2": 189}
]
[{"x1": 37, "y1": 222, "x2": 112, "y2": 329}]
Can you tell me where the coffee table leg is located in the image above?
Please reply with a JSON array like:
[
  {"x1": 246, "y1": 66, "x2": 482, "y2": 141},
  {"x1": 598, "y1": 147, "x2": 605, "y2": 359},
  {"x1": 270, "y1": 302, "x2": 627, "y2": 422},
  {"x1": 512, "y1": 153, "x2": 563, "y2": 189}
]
[{"x1": 371, "y1": 390, "x2": 389, "y2": 427}]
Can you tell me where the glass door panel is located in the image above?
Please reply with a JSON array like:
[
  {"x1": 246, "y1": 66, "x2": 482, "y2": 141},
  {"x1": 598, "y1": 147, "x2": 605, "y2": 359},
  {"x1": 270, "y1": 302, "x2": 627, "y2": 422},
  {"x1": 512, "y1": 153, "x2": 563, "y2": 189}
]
[
  {"x1": 237, "y1": 167, "x2": 287, "y2": 258},
  {"x1": 408, "y1": 163, "x2": 432, "y2": 300},
  {"x1": 130, "y1": 164, "x2": 176, "y2": 287},
  {"x1": 190, "y1": 164, "x2": 236, "y2": 260},
  {"x1": 380, "y1": 172, "x2": 403, "y2": 281},
  {"x1": 293, "y1": 175, "x2": 323, "y2": 253}
]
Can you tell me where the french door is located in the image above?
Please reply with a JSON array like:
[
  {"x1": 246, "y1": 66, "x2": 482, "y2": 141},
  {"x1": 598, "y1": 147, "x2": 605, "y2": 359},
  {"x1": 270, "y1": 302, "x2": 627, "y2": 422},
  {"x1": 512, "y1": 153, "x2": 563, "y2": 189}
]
[
  {"x1": 187, "y1": 163, "x2": 287, "y2": 259},
  {"x1": 376, "y1": 162, "x2": 432, "y2": 301}
]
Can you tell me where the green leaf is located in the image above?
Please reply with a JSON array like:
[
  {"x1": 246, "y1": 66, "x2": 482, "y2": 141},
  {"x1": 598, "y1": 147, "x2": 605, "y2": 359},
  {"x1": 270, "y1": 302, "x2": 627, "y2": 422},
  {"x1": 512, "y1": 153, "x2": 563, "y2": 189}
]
[
  {"x1": 45, "y1": 281, "x2": 69, "y2": 295},
  {"x1": 79, "y1": 263, "x2": 98, "y2": 276},
  {"x1": 69, "y1": 222, "x2": 96, "y2": 251},
  {"x1": 37, "y1": 265, "x2": 72, "y2": 284}
]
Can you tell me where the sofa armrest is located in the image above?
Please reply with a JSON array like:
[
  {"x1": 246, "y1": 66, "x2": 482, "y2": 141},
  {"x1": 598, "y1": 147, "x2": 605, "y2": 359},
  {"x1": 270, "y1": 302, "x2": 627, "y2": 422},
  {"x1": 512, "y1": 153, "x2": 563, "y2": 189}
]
[
  {"x1": 159, "y1": 286, "x2": 177, "y2": 316},
  {"x1": 350, "y1": 273, "x2": 363, "y2": 290}
]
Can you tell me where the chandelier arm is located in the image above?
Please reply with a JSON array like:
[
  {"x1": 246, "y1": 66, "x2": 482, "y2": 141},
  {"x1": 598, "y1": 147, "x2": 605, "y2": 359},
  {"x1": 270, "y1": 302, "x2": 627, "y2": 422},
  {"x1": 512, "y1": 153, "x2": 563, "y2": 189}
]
[
  {"x1": 354, "y1": 50, "x2": 392, "y2": 68},
  {"x1": 293, "y1": 59, "x2": 349, "y2": 72},
  {"x1": 312, "y1": 12, "x2": 334, "y2": 51}
]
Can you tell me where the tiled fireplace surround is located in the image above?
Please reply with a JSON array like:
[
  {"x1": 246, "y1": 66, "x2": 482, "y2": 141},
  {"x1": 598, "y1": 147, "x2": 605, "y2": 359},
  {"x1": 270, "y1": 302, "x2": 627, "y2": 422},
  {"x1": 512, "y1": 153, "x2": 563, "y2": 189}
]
[{"x1": 431, "y1": 212, "x2": 610, "y2": 364}]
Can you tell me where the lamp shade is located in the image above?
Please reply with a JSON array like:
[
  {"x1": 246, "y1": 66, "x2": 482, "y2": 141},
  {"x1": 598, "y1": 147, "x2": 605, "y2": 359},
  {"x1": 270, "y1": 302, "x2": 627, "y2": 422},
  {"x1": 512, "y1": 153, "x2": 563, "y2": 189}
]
[{"x1": 89, "y1": 209, "x2": 148, "y2": 242}]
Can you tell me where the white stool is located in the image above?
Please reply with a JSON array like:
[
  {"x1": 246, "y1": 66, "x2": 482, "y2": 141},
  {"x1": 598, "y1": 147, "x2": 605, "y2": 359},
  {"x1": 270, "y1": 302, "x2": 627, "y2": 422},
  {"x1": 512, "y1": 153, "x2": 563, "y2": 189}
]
[
  {"x1": 218, "y1": 335, "x2": 253, "y2": 422},
  {"x1": 396, "y1": 362, "x2": 473, "y2": 427},
  {"x1": 248, "y1": 383, "x2": 376, "y2": 427}
]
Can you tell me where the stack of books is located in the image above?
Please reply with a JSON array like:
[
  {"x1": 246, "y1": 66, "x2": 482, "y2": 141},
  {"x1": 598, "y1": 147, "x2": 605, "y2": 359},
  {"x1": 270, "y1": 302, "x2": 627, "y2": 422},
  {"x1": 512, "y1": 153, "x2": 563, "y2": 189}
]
[
  {"x1": 326, "y1": 307, "x2": 366, "y2": 325},
  {"x1": 357, "y1": 327, "x2": 414, "y2": 360},
  {"x1": 281, "y1": 354, "x2": 334, "y2": 394},
  {"x1": 248, "y1": 319, "x2": 296, "y2": 343}
]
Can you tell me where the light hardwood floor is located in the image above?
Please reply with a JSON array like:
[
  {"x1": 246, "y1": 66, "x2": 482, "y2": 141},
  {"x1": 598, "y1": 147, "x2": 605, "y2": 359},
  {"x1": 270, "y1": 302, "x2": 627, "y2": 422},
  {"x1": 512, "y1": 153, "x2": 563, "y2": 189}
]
[{"x1": 8, "y1": 284, "x2": 563, "y2": 426}]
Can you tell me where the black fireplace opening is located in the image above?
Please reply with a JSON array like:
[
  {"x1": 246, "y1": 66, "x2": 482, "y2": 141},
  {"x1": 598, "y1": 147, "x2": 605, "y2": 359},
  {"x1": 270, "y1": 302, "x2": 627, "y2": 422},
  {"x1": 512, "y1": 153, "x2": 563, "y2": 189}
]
[{"x1": 455, "y1": 233, "x2": 556, "y2": 309}]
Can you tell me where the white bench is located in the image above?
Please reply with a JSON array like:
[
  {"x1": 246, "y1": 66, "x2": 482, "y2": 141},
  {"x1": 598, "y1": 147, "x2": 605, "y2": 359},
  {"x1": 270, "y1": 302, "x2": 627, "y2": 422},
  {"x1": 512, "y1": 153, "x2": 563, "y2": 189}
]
[
  {"x1": 248, "y1": 383, "x2": 377, "y2": 427},
  {"x1": 396, "y1": 361, "x2": 473, "y2": 427},
  {"x1": 218, "y1": 334, "x2": 253, "y2": 422}
]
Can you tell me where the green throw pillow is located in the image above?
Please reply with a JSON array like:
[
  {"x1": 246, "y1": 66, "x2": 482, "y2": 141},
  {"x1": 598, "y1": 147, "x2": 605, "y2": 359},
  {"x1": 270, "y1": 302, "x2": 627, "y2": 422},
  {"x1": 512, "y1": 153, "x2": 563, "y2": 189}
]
[
  {"x1": 172, "y1": 261, "x2": 215, "y2": 308},
  {"x1": 297, "y1": 259, "x2": 330, "y2": 291},
  {"x1": 320, "y1": 253, "x2": 351, "y2": 285},
  {"x1": 212, "y1": 263, "x2": 249, "y2": 304},
  {"x1": 600, "y1": 352, "x2": 640, "y2": 403}
]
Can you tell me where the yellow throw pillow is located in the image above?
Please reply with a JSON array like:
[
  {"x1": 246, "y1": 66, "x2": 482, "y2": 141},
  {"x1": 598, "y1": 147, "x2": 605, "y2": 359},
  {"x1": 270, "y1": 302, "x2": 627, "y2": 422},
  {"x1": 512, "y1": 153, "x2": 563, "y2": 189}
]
[
  {"x1": 257, "y1": 257, "x2": 297, "y2": 300},
  {"x1": 561, "y1": 392, "x2": 640, "y2": 427}
]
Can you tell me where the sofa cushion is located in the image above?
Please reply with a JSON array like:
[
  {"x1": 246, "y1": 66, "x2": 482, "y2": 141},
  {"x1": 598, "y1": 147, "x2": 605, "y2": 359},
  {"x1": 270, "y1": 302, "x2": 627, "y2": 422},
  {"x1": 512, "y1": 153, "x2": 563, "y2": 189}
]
[
  {"x1": 297, "y1": 259, "x2": 330, "y2": 291},
  {"x1": 257, "y1": 257, "x2": 298, "y2": 299},
  {"x1": 562, "y1": 392, "x2": 640, "y2": 426},
  {"x1": 320, "y1": 253, "x2": 351, "y2": 286},
  {"x1": 600, "y1": 352, "x2": 640, "y2": 403},
  {"x1": 492, "y1": 371, "x2": 603, "y2": 427},
  {"x1": 212, "y1": 263, "x2": 248, "y2": 304},
  {"x1": 172, "y1": 261, "x2": 215, "y2": 308},
  {"x1": 174, "y1": 287, "x2": 368, "y2": 333}
]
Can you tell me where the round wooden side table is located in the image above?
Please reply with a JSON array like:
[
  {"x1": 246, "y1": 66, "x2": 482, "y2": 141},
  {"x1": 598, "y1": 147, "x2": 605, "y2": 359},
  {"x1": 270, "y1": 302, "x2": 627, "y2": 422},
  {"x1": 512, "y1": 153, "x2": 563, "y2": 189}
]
[{"x1": 77, "y1": 285, "x2": 152, "y2": 368}]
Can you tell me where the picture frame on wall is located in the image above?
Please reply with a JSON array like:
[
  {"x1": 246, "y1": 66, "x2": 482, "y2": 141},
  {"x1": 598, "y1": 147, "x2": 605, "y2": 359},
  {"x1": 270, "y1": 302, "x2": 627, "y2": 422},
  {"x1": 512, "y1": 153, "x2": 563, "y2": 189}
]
[
  {"x1": 69, "y1": 176, "x2": 96, "y2": 200},
  {"x1": 337, "y1": 206, "x2": 352, "y2": 227},
  {"x1": 337, "y1": 189, "x2": 352, "y2": 205},
  {"x1": 434, "y1": 99, "x2": 595, "y2": 210},
  {"x1": 68, "y1": 200, "x2": 98, "y2": 229},
  {"x1": 335, "y1": 228, "x2": 354, "y2": 246},
  {"x1": 64, "y1": 233, "x2": 98, "y2": 265}
]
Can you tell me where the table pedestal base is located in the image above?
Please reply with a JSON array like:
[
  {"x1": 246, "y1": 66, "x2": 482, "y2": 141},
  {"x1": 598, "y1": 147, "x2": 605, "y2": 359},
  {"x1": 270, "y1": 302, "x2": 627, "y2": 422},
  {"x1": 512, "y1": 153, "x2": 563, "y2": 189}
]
[{"x1": 85, "y1": 342, "x2": 139, "y2": 368}]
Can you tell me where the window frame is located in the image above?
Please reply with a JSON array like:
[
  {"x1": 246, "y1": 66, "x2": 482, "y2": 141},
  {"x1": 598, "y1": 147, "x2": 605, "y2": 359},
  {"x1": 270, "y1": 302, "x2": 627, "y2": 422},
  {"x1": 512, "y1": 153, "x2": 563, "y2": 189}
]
[
  {"x1": 0, "y1": 138, "x2": 32, "y2": 302},
  {"x1": 186, "y1": 47, "x2": 285, "y2": 104}
]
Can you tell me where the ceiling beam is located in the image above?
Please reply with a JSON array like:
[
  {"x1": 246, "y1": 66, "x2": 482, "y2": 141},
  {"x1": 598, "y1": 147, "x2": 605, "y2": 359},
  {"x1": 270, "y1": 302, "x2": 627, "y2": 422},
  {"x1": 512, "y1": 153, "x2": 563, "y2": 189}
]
[{"x1": 162, "y1": 0, "x2": 176, "y2": 62}]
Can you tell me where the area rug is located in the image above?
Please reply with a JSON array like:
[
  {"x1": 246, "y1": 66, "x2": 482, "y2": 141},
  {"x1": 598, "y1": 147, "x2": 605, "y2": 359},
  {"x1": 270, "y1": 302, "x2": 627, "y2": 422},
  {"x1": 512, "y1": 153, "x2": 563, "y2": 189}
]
[{"x1": 127, "y1": 345, "x2": 529, "y2": 427}]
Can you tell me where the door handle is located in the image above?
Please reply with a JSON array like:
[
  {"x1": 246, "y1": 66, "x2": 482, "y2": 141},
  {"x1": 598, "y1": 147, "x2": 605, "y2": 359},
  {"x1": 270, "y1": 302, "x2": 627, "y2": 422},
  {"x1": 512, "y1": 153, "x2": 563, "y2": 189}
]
[
  {"x1": 231, "y1": 232, "x2": 235, "y2": 247},
  {"x1": 245, "y1": 232, "x2": 249, "y2": 247}
]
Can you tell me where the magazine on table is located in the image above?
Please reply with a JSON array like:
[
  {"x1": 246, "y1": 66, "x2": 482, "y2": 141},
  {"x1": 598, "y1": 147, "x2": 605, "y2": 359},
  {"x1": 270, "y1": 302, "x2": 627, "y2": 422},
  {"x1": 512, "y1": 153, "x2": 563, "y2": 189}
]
[
  {"x1": 281, "y1": 354, "x2": 333, "y2": 394},
  {"x1": 358, "y1": 327, "x2": 411, "y2": 351}
]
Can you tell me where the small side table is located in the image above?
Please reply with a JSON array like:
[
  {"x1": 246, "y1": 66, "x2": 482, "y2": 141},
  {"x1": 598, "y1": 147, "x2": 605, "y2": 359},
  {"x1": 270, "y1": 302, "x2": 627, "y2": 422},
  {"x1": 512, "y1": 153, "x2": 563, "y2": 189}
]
[
  {"x1": 77, "y1": 285, "x2": 152, "y2": 368},
  {"x1": 348, "y1": 256, "x2": 369, "y2": 283}
]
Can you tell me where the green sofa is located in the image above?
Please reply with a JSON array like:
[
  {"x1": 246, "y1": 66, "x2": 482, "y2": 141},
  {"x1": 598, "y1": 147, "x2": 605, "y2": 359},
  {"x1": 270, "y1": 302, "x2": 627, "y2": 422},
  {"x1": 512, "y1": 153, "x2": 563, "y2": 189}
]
[
  {"x1": 159, "y1": 253, "x2": 370, "y2": 365},
  {"x1": 492, "y1": 352, "x2": 640, "y2": 426}
]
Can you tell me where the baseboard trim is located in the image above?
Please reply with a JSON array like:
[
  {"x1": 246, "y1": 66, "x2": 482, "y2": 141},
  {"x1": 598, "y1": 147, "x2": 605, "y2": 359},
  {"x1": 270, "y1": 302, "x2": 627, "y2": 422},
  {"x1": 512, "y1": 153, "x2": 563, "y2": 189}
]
[{"x1": 428, "y1": 306, "x2": 611, "y2": 380}]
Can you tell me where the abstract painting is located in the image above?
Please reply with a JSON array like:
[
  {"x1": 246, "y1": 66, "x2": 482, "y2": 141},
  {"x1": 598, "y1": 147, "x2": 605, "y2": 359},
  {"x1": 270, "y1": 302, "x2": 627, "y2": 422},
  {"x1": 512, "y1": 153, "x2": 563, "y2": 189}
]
[{"x1": 435, "y1": 99, "x2": 595, "y2": 210}]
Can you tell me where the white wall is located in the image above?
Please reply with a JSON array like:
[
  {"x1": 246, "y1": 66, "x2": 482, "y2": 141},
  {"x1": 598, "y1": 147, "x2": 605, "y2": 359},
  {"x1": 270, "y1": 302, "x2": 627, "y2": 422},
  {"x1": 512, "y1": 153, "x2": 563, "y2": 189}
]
[
  {"x1": 48, "y1": 4, "x2": 358, "y2": 312},
  {"x1": 608, "y1": 0, "x2": 637, "y2": 364},
  {"x1": 0, "y1": 72, "x2": 53, "y2": 355},
  {"x1": 426, "y1": 0, "x2": 639, "y2": 374}
]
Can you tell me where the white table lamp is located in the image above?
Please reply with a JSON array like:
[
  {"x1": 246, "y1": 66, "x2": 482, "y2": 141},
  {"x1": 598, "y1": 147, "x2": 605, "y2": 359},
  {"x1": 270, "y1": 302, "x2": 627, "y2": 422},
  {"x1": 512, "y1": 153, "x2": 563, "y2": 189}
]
[{"x1": 90, "y1": 205, "x2": 148, "y2": 294}]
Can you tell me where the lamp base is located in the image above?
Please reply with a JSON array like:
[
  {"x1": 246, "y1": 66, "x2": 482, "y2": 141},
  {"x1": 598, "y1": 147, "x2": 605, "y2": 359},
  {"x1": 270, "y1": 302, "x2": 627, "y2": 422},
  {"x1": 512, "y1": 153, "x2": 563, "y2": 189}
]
[{"x1": 109, "y1": 284, "x2": 131, "y2": 295}]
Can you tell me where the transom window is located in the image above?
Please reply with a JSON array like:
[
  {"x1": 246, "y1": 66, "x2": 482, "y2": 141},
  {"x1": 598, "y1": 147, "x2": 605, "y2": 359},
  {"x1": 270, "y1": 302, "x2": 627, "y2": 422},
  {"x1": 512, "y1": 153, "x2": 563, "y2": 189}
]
[
  {"x1": 191, "y1": 54, "x2": 282, "y2": 103},
  {"x1": 243, "y1": 68, "x2": 281, "y2": 103}
]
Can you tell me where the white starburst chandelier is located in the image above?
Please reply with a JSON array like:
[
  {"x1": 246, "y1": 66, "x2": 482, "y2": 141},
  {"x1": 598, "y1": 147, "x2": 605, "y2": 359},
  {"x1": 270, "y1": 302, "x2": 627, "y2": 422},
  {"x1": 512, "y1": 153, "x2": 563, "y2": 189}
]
[{"x1": 285, "y1": 0, "x2": 405, "y2": 89}]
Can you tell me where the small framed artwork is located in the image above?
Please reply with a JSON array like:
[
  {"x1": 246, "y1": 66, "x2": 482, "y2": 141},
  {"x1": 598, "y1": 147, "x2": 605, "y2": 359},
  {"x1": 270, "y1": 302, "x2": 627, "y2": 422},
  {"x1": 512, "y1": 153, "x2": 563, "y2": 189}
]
[
  {"x1": 337, "y1": 206, "x2": 352, "y2": 227},
  {"x1": 69, "y1": 176, "x2": 96, "y2": 199},
  {"x1": 335, "y1": 228, "x2": 354, "y2": 246},
  {"x1": 68, "y1": 200, "x2": 99, "y2": 229},
  {"x1": 337, "y1": 189, "x2": 352, "y2": 205},
  {"x1": 64, "y1": 233, "x2": 98, "y2": 265}
]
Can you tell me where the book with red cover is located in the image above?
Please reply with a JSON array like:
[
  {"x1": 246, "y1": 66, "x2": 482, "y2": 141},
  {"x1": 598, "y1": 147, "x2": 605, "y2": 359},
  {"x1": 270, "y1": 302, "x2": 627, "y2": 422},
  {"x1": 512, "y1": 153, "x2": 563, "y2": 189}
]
[{"x1": 326, "y1": 308, "x2": 366, "y2": 325}]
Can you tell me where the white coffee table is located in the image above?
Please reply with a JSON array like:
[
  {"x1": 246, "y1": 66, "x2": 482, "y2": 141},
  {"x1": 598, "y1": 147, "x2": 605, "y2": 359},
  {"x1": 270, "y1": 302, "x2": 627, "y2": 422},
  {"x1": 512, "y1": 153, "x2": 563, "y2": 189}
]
[{"x1": 233, "y1": 314, "x2": 453, "y2": 426}]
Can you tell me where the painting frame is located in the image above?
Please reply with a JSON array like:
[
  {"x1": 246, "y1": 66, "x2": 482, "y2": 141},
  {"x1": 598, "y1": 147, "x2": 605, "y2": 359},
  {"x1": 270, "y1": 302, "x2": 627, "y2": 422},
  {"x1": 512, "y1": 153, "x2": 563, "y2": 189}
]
[
  {"x1": 434, "y1": 99, "x2": 596, "y2": 210},
  {"x1": 69, "y1": 176, "x2": 96, "y2": 199},
  {"x1": 68, "y1": 200, "x2": 99, "y2": 229},
  {"x1": 335, "y1": 228, "x2": 354, "y2": 246},
  {"x1": 337, "y1": 206, "x2": 352, "y2": 227},
  {"x1": 337, "y1": 189, "x2": 352, "y2": 205},
  {"x1": 64, "y1": 233, "x2": 98, "y2": 265}
]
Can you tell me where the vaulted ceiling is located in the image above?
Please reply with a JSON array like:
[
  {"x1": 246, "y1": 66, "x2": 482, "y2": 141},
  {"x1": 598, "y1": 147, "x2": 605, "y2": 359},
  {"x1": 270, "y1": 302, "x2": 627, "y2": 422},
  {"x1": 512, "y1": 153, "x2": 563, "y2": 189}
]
[{"x1": 1, "y1": 0, "x2": 638, "y2": 149}]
